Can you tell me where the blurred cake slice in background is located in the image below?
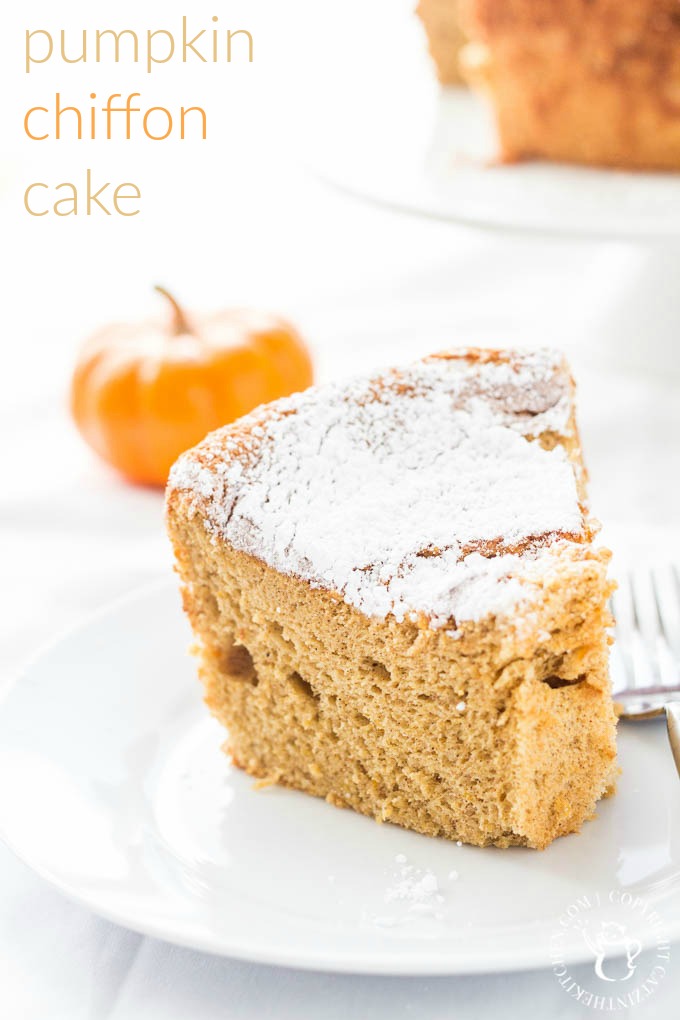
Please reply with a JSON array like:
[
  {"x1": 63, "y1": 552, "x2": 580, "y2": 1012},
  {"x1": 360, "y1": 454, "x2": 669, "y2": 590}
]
[
  {"x1": 166, "y1": 348, "x2": 617, "y2": 850},
  {"x1": 416, "y1": 0, "x2": 468, "y2": 84},
  {"x1": 459, "y1": 0, "x2": 680, "y2": 170}
]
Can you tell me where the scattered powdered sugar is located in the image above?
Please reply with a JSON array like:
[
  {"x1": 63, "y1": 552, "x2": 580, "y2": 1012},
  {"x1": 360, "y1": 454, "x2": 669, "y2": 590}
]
[
  {"x1": 386, "y1": 867, "x2": 440, "y2": 905},
  {"x1": 376, "y1": 868, "x2": 443, "y2": 925},
  {"x1": 369, "y1": 854, "x2": 463, "y2": 928},
  {"x1": 169, "y1": 349, "x2": 585, "y2": 627}
]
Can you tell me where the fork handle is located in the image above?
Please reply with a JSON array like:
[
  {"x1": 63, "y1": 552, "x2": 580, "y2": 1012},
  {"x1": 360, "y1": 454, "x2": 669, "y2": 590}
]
[{"x1": 666, "y1": 704, "x2": 680, "y2": 779}]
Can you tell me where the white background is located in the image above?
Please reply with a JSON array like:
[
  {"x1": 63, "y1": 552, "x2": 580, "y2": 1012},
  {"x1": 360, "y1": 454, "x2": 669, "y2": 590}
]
[{"x1": 2, "y1": 0, "x2": 680, "y2": 1016}]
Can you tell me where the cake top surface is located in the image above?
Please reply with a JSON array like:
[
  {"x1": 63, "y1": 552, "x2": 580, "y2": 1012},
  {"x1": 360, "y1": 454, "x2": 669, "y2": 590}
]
[{"x1": 168, "y1": 348, "x2": 591, "y2": 629}]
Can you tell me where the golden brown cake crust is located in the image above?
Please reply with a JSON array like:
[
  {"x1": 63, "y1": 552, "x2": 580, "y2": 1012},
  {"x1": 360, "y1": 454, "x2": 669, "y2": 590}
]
[
  {"x1": 165, "y1": 347, "x2": 593, "y2": 629},
  {"x1": 166, "y1": 348, "x2": 617, "y2": 850},
  {"x1": 460, "y1": 0, "x2": 680, "y2": 169}
]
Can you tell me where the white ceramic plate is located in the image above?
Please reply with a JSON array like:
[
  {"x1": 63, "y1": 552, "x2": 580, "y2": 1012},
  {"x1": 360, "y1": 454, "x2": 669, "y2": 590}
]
[
  {"x1": 1, "y1": 581, "x2": 679, "y2": 975},
  {"x1": 313, "y1": 87, "x2": 680, "y2": 240}
]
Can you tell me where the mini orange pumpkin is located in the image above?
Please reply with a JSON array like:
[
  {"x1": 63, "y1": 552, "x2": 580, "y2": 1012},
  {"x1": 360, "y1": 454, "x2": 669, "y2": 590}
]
[{"x1": 71, "y1": 287, "x2": 314, "y2": 486}]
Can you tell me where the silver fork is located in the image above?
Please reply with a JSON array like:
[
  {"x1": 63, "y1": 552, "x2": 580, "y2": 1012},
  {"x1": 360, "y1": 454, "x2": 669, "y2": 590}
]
[{"x1": 611, "y1": 566, "x2": 680, "y2": 776}]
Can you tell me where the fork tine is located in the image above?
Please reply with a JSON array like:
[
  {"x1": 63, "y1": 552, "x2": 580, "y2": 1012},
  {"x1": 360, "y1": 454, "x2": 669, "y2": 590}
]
[
  {"x1": 651, "y1": 567, "x2": 680, "y2": 688},
  {"x1": 612, "y1": 573, "x2": 651, "y2": 691},
  {"x1": 628, "y1": 569, "x2": 660, "y2": 689},
  {"x1": 611, "y1": 581, "x2": 633, "y2": 692}
]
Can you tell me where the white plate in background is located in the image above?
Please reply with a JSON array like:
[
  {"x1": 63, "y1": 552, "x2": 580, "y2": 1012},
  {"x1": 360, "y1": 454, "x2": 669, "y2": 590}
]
[
  {"x1": 314, "y1": 87, "x2": 680, "y2": 240},
  {"x1": 0, "y1": 580, "x2": 678, "y2": 975}
]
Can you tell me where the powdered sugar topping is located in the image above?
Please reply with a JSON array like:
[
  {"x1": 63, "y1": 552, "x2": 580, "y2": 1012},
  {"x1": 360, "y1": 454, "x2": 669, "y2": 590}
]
[{"x1": 169, "y1": 350, "x2": 585, "y2": 626}]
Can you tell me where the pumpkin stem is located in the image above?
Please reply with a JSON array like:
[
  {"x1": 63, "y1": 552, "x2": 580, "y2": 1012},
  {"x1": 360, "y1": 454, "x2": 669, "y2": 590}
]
[{"x1": 154, "y1": 285, "x2": 193, "y2": 335}]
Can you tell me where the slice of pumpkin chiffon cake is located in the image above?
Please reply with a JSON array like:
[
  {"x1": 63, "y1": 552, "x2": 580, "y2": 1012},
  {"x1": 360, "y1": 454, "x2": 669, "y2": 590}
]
[{"x1": 166, "y1": 348, "x2": 617, "y2": 849}]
